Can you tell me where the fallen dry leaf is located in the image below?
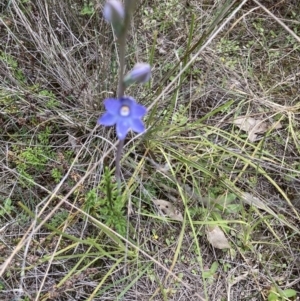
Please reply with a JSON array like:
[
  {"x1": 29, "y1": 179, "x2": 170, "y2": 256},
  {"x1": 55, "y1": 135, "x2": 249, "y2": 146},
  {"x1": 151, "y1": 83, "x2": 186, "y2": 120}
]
[
  {"x1": 232, "y1": 116, "x2": 282, "y2": 142},
  {"x1": 206, "y1": 225, "x2": 230, "y2": 249},
  {"x1": 228, "y1": 271, "x2": 250, "y2": 287},
  {"x1": 233, "y1": 116, "x2": 267, "y2": 141},
  {"x1": 153, "y1": 199, "x2": 183, "y2": 221},
  {"x1": 241, "y1": 192, "x2": 298, "y2": 233},
  {"x1": 241, "y1": 192, "x2": 275, "y2": 214}
]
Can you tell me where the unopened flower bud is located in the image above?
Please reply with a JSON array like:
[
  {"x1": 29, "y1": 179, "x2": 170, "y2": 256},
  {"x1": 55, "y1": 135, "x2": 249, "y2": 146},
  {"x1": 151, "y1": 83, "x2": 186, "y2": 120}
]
[
  {"x1": 124, "y1": 63, "x2": 151, "y2": 87},
  {"x1": 103, "y1": 0, "x2": 124, "y2": 36}
]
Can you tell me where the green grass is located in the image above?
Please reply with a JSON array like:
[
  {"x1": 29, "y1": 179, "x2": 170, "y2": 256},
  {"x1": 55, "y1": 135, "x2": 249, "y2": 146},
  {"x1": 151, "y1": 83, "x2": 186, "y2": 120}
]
[{"x1": 0, "y1": 0, "x2": 300, "y2": 300}]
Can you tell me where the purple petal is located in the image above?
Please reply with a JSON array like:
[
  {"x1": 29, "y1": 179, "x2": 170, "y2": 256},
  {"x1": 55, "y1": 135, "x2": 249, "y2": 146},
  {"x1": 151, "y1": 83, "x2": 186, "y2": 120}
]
[
  {"x1": 98, "y1": 112, "x2": 118, "y2": 126},
  {"x1": 130, "y1": 101, "x2": 147, "y2": 118},
  {"x1": 130, "y1": 118, "x2": 145, "y2": 134},
  {"x1": 103, "y1": 4, "x2": 112, "y2": 22},
  {"x1": 104, "y1": 98, "x2": 121, "y2": 114},
  {"x1": 120, "y1": 96, "x2": 135, "y2": 106},
  {"x1": 130, "y1": 63, "x2": 151, "y2": 83},
  {"x1": 116, "y1": 119, "x2": 131, "y2": 140},
  {"x1": 103, "y1": 0, "x2": 124, "y2": 23}
]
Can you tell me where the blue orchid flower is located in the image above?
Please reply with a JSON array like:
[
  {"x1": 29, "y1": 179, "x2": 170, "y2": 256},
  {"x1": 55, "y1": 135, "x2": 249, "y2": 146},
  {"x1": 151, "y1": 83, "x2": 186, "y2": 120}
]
[
  {"x1": 124, "y1": 63, "x2": 151, "y2": 87},
  {"x1": 98, "y1": 97, "x2": 147, "y2": 140},
  {"x1": 103, "y1": 0, "x2": 124, "y2": 23},
  {"x1": 103, "y1": 0, "x2": 125, "y2": 37}
]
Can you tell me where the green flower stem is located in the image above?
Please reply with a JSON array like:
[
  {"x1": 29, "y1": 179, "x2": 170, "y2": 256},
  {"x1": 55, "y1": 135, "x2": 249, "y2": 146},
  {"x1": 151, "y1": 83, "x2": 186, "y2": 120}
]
[
  {"x1": 115, "y1": 138, "x2": 125, "y2": 188},
  {"x1": 116, "y1": 0, "x2": 135, "y2": 98},
  {"x1": 115, "y1": 1, "x2": 136, "y2": 184}
]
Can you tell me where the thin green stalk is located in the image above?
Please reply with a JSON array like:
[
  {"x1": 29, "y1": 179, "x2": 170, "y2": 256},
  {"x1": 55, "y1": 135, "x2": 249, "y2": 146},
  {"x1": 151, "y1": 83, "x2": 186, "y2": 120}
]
[
  {"x1": 115, "y1": 0, "x2": 136, "y2": 183},
  {"x1": 116, "y1": 138, "x2": 125, "y2": 189},
  {"x1": 116, "y1": 0, "x2": 136, "y2": 98}
]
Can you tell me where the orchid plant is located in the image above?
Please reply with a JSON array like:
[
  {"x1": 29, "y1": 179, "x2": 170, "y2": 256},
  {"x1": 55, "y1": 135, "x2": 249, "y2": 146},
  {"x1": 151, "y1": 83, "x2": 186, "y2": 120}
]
[{"x1": 98, "y1": 0, "x2": 151, "y2": 184}]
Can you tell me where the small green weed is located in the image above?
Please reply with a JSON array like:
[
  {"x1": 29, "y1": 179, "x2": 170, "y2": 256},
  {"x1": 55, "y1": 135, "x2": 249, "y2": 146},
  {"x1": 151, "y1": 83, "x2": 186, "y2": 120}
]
[
  {"x1": 38, "y1": 90, "x2": 59, "y2": 109},
  {"x1": 0, "y1": 198, "x2": 15, "y2": 217},
  {"x1": 202, "y1": 261, "x2": 219, "y2": 284},
  {"x1": 217, "y1": 37, "x2": 240, "y2": 68},
  {"x1": 84, "y1": 167, "x2": 127, "y2": 236},
  {"x1": 171, "y1": 104, "x2": 188, "y2": 126},
  {"x1": 268, "y1": 287, "x2": 297, "y2": 301},
  {"x1": 49, "y1": 210, "x2": 69, "y2": 228},
  {"x1": 15, "y1": 147, "x2": 48, "y2": 186},
  {"x1": 51, "y1": 168, "x2": 62, "y2": 183},
  {"x1": 150, "y1": 0, "x2": 181, "y2": 32},
  {"x1": 80, "y1": 2, "x2": 94, "y2": 16},
  {"x1": 12, "y1": 126, "x2": 54, "y2": 187},
  {"x1": 18, "y1": 147, "x2": 48, "y2": 170},
  {"x1": 0, "y1": 51, "x2": 25, "y2": 83}
]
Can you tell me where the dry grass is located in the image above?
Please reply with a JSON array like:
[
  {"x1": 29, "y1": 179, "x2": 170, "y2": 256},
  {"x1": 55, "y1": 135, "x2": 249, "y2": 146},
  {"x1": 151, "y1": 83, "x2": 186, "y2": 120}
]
[{"x1": 0, "y1": 0, "x2": 300, "y2": 300}]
